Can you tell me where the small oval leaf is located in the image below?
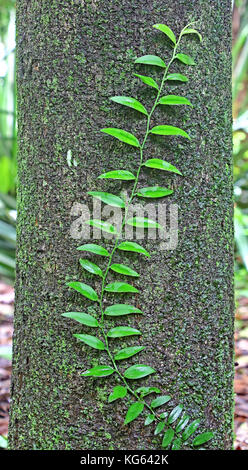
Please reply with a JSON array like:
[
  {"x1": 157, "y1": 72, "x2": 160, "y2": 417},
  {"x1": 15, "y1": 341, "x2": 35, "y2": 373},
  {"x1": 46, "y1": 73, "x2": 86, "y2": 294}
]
[
  {"x1": 153, "y1": 24, "x2": 176, "y2": 44},
  {"x1": 88, "y1": 191, "x2": 125, "y2": 208},
  {"x1": 107, "y1": 326, "x2": 141, "y2": 338},
  {"x1": 151, "y1": 395, "x2": 171, "y2": 409},
  {"x1": 117, "y1": 241, "x2": 150, "y2": 257},
  {"x1": 101, "y1": 128, "x2": 140, "y2": 147},
  {"x1": 175, "y1": 53, "x2": 195, "y2": 65},
  {"x1": 166, "y1": 73, "x2": 188, "y2": 82},
  {"x1": 114, "y1": 346, "x2": 145, "y2": 361},
  {"x1": 61, "y1": 312, "x2": 99, "y2": 327},
  {"x1": 135, "y1": 54, "x2": 166, "y2": 68},
  {"x1": 81, "y1": 365, "x2": 114, "y2": 377},
  {"x1": 85, "y1": 219, "x2": 117, "y2": 234},
  {"x1": 155, "y1": 421, "x2": 165, "y2": 435},
  {"x1": 167, "y1": 404, "x2": 183, "y2": 424},
  {"x1": 105, "y1": 282, "x2": 139, "y2": 293},
  {"x1": 80, "y1": 259, "x2": 103, "y2": 277},
  {"x1": 108, "y1": 385, "x2": 127, "y2": 403},
  {"x1": 136, "y1": 386, "x2": 161, "y2": 397},
  {"x1": 134, "y1": 73, "x2": 159, "y2": 90},
  {"x1": 176, "y1": 414, "x2": 190, "y2": 433},
  {"x1": 124, "y1": 402, "x2": 144, "y2": 425},
  {"x1": 182, "y1": 419, "x2": 201, "y2": 441},
  {"x1": 158, "y1": 95, "x2": 192, "y2": 107},
  {"x1": 104, "y1": 304, "x2": 142, "y2": 316},
  {"x1": 124, "y1": 364, "x2": 156, "y2": 380},
  {"x1": 182, "y1": 28, "x2": 202, "y2": 42},
  {"x1": 193, "y1": 432, "x2": 214, "y2": 447},
  {"x1": 150, "y1": 125, "x2": 190, "y2": 139},
  {"x1": 126, "y1": 217, "x2": 162, "y2": 229},
  {"x1": 98, "y1": 170, "x2": 135, "y2": 180},
  {"x1": 137, "y1": 187, "x2": 173, "y2": 198},
  {"x1": 67, "y1": 282, "x2": 99, "y2": 302},
  {"x1": 73, "y1": 334, "x2": 105, "y2": 350},
  {"x1": 110, "y1": 96, "x2": 148, "y2": 115},
  {"x1": 145, "y1": 414, "x2": 155, "y2": 426},
  {"x1": 77, "y1": 243, "x2": 110, "y2": 257},
  {"x1": 144, "y1": 159, "x2": 182, "y2": 175},
  {"x1": 110, "y1": 263, "x2": 139, "y2": 277},
  {"x1": 172, "y1": 437, "x2": 182, "y2": 450},
  {"x1": 162, "y1": 429, "x2": 175, "y2": 448}
]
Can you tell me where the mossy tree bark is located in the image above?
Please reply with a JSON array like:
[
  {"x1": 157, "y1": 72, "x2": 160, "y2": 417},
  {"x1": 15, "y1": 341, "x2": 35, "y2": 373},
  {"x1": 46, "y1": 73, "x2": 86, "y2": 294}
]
[{"x1": 9, "y1": 0, "x2": 233, "y2": 450}]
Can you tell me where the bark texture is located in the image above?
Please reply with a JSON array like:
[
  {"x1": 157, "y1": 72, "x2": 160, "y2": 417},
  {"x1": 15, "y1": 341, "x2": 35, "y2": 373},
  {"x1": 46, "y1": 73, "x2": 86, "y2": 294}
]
[{"x1": 9, "y1": 0, "x2": 233, "y2": 450}]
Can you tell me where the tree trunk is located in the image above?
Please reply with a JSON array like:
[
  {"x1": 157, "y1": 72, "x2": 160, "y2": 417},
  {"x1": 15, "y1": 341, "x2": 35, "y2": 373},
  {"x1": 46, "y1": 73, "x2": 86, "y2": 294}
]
[{"x1": 9, "y1": 0, "x2": 233, "y2": 450}]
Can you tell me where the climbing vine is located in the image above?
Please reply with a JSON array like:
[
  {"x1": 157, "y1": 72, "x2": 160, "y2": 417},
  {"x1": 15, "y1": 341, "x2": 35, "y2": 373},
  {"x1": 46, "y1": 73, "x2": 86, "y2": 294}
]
[{"x1": 62, "y1": 22, "x2": 214, "y2": 450}]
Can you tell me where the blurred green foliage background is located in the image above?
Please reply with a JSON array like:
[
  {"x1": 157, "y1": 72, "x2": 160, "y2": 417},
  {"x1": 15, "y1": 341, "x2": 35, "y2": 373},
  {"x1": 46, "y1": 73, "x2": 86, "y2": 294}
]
[
  {"x1": 0, "y1": 0, "x2": 16, "y2": 282},
  {"x1": 0, "y1": 1, "x2": 247, "y2": 290},
  {"x1": 233, "y1": 0, "x2": 248, "y2": 300}
]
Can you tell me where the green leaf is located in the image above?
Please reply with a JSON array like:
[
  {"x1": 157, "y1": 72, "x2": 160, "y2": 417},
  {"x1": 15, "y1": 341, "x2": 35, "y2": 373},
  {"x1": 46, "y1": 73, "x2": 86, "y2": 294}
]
[
  {"x1": 101, "y1": 128, "x2": 140, "y2": 147},
  {"x1": 73, "y1": 334, "x2": 105, "y2": 350},
  {"x1": 158, "y1": 95, "x2": 193, "y2": 107},
  {"x1": 88, "y1": 191, "x2": 125, "y2": 208},
  {"x1": 154, "y1": 421, "x2": 165, "y2": 435},
  {"x1": 124, "y1": 364, "x2": 155, "y2": 380},
  {"x1": 110, "y1": 263, "x2": 139, "y2": 277},
  {"x1": 166, "y1": 73, "x2": 188, "y2": 82},
  {"x1": 193, "y1": 432, "x2": 214, "y2": 447},
  {"x1": 160, "y1": 412, "x2": 168, "y2": 420},
  {"x1": 150, "y1": 125, "x2": 190, "y2": 139},
  {"x1": 136, "y1": 386, "x2": 161, "y2": 397},
  {"x1": 105, "y1": 282, "x2": 139, "y2": 293},
  {"x1": 107, "y1": 326, "x2": 141, "y2": 338},
  {"x1": 182, "y1": 28, "x2": 202, "y2": 42},
  {"x1": 98, "y1": 170, "x2": 135, "y2": 180},
  {"x1": 80, "y1": 259, "x2": 103, "y2": 277},
  {"x1": 144, "y1": 158, "x2": 182, "y2": 175},
  {"x1": 162, "y1": 429, "x2": 175, "y2": 448},
  {"x1": 124, "y1": 402, "x2": 144, "y2": 425},
  {"x1": 126, "y1": 217, "x2": 162, "y2": 229},
  {"x1": 110, "y1": 96, "x2": 148, "y2": 116},
  {"x1": 182, "y1": 419, "x2": 201, "y2": 441},
  {"x1": 168, "y1": 404, "x2": 183, "y2": 424},
  {"x1": 114, "y1": 346, "x2": 145, "y2": 361},
  {"x1": 175, "y1": 414, "x2": 190, "y2": 433},
  {"x1": 108, "y1": 385, "x2": 127, "y2": 403},
  {"x1": 175, "y1": 53, "x2": 195, "y2": 65},
  {"x1": 133, "y1": 73, "x2": 159, "y2": 90},
  {"x1": 151, "y1": 395, "x2": 171, "y2": 409},
  {"x1": 85, "y1": 219, "x2": 117, "y2": 235},
  {"x1": 67, "y1": 282, "x2": 99, "y2": 302},
  {"x1": 81, "y1": 365, "x2": 114, "y2": 377},
  {"x1": 144, "y1": 414, "x2": 155, "y2": 426},
  {"x1": 61, "y1": 312, "x2": 99, "y2": 327},
  {"x1": 117, "y1": 241, "x2": 150, "y2": 257},
  {"x1": 135, "y1": 55, "x2": 166, "y2": 68},
  {"x1": 172, "y1": 437, "x2": 182, "y2": 450},
  {"x1": 153, "y1": 24, "x2": 176, "y2": 44},
  {"x1": 77, "y1": 243, "x2": 110, "y2": 257},
  {"x1": 137, "y1": 187, "x2": 173, "y2": 198},
  {"x1": 104, "y1": 304, "x2": 142, "y2": 316}
]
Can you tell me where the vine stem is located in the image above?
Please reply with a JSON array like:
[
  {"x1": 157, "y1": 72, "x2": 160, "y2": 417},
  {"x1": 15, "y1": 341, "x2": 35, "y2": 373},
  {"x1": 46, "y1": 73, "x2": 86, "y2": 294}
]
[{"x1": 97, "y1": 24, "x2": 192, "y2": 422}]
